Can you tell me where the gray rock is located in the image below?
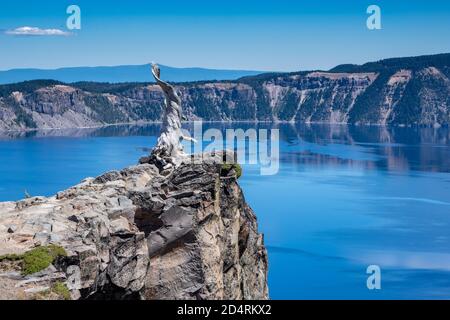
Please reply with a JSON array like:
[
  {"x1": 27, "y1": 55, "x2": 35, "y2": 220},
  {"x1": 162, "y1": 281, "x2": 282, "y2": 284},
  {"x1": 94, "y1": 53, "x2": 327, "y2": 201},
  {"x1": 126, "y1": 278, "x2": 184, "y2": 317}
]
[
  {"x1": 0, "y1": 272, "x2": 22, "y2": 280},
  {"x1": 25, "y1": 265, "x2": 57, "y2": 279},
  {"x1": 33, "y1": 232, "x2": 50, "y2": 245},
  {"x1": 0, "y1": 151, "x2": 268, "y2": 300},
  {"x1": 68, "y1": 215, "x2": 80, "y2": 223},
  {"x1": 94, "y1": 170, "x2": 122, "y2": 184},
  {"x1": 24, "y1": 286, "x2": 50, "y2": 294}
]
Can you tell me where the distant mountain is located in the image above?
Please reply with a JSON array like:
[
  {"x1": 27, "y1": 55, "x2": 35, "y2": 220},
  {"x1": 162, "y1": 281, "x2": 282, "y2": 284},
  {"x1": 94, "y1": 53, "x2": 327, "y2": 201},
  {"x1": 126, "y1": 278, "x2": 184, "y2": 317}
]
[
  {"x1": 329, "y1": 53, "x2": 450, "y2": 73},
  {"x1": 0, "y1": 64, "x2": 263, "y2": 85},
  {"x1": 0, "y1": 53, "x2": 449, "y2": 130}
]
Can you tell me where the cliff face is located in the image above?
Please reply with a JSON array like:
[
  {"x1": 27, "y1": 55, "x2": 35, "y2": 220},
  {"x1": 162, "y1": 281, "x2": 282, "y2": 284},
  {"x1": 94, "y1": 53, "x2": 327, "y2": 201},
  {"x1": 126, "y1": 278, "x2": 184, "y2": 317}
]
[
  {"x1": 1, "y1": 53, "x2": 449, "y2": 130},
  {"x1": 0, "y1": 152, "x2": 268, "y2": 300}
]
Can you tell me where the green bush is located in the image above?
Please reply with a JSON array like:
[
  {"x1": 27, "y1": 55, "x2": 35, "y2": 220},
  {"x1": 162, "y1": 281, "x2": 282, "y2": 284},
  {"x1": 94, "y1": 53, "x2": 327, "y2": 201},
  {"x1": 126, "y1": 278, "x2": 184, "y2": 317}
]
[
  {"x1": 1, "y1": 245, "x2": 68, "y2": 276},
  {"x1": 0, "y1": 253, "x2": 23, "y2": 262},
  {"x1": 221, "y1": 163, "x2": 242, "y2": 179},
  {"x1": 52, "y1": 281, "x2": 71, "y2": 300}
]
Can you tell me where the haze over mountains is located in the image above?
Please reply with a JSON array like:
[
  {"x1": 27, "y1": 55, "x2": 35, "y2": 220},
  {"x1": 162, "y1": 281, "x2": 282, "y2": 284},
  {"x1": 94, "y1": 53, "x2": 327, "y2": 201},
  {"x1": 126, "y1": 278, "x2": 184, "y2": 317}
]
[
  {"x1": 0, "y1": 64, "x2": 264, "y2": 85},
  {"x1": 0, "y1": 53, "x2": 449, "y2": 130}
]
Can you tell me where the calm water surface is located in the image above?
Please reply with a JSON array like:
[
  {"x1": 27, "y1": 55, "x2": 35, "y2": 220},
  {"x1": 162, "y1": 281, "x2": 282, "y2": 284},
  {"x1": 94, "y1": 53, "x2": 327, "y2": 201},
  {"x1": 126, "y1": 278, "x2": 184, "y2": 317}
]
[{"x1": 1, "y1": 124, "x2": 449, "y2": 299}]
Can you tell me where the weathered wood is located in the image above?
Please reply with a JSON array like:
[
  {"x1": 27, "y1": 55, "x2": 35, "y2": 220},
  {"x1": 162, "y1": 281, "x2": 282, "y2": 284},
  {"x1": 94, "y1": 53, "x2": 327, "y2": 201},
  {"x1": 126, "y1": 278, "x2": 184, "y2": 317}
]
[{"x1": 151, "y1": 63, "x2": 186, "y2": 162}]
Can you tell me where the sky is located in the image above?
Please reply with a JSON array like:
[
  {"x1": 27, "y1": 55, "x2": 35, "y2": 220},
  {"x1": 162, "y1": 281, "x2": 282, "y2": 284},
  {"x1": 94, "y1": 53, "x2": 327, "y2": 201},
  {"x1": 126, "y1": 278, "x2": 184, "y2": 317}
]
[{"x1": 0, "y1": 0, "x2": 449, "y2": 72}]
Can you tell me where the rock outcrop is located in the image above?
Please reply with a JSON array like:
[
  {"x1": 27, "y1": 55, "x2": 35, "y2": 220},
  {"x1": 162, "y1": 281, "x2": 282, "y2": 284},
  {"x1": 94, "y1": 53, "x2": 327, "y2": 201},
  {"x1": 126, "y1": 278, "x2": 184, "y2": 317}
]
[{"x1": 0, "y1": 152, "x2": 268, "y2": 300}]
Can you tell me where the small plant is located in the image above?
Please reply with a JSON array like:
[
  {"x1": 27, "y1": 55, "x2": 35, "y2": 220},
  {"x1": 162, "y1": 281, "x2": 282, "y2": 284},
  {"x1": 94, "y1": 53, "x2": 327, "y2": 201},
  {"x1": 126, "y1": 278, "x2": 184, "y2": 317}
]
[
  {"x1": 22, "y1": 245, "x2": 67, "y2": 275},
  {"x1": 52, "y1": 281, "x2": 71, "y2": 300},
  {"x1": 1, "y1": 245, "x2": 67, "y2": 276},
  {"x1": 46, "y1": 244, "x2": 68, "y2": 259},
  {"x1": 221, "y1": 163, "x2": 242, "y2": 179},
  {"x1": 22, "y1": 247, "x2": 53, "y2": 275},
  {"x1": 0, "y1": 253, "x2": 23, "y2": 272},
  {"x1": 31, "y1": 281, "x2": 71, "y2": 300},
  {"x1": 0, "y1": 253, "x2": 23, "y2": 262}
]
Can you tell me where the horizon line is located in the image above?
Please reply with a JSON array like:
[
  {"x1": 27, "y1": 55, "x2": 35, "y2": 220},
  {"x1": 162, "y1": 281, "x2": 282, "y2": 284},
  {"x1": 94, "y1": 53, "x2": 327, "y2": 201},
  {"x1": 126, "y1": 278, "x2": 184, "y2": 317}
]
[{"x1": 1, "y1": 52, "x2": 449, "y2": 74}]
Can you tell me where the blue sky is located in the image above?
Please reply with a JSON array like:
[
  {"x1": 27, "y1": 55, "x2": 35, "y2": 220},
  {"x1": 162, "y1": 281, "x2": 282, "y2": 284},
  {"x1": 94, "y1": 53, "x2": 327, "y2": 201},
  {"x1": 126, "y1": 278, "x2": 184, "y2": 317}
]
[{"x1": 0, "y1": 0, "x2": 449, "y2": 71}]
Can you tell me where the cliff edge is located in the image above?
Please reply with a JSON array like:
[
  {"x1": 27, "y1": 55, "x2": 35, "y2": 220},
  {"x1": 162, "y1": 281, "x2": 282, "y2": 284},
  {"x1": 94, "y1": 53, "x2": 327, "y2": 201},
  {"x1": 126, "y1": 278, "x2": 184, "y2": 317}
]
[{"x1": 0, "y1": 152, "x2": 268, "y2": 300}]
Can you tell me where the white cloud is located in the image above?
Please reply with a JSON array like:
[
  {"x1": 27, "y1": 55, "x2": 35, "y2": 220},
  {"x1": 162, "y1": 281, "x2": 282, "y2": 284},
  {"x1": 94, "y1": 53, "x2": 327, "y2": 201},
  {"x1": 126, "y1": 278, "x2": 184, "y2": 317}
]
[{"x1": 5, "y1": 26, "x2": 72, "y2": 36}]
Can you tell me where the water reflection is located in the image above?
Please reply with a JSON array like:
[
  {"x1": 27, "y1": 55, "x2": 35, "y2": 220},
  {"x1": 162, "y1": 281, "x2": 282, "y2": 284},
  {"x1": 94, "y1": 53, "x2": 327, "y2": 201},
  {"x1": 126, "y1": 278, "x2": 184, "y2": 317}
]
[
  {"x1": 0, "y1": 124, "x2": 162, "y2": 139},
  {"x1": 4, "y1": 123, "x2": 448, "y2": 172}
]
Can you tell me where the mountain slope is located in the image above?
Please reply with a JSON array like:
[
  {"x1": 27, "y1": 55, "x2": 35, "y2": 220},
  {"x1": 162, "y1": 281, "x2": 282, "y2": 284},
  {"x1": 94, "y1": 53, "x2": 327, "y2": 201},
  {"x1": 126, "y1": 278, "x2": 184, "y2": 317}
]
[
  {"x1": 0, "y1": 64, "x2": 263, "y2": 84},
  {"x1": 0, "y1": 53, "x2": 449, "y2": 130}
]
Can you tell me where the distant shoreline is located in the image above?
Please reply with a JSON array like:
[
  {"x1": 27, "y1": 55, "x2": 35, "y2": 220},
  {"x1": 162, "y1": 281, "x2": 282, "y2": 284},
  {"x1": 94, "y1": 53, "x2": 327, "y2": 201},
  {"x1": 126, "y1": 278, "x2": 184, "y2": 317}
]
[{"x1": 1, "y1": 120, "x2": 448, "y2": 135}]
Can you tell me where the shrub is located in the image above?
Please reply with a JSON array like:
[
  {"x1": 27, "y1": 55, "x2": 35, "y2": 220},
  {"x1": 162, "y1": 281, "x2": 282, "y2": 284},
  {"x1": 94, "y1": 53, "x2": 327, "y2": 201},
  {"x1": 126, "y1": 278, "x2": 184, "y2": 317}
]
[
  {"x1": 0, "y1": 253, "x2": 23, "y2": 262},
  {"x1": 0, "y1": 245, "x2": 68, "y2": 276},
  {"x1": 22, "y1": 247, "x2": 53, "y2": 275},
  {"x1": 52, "y1": 281, "x2": 71, "y2": 300},
  {"x1": 221, "y1": 163, "x2": 242, "y2": 179}
]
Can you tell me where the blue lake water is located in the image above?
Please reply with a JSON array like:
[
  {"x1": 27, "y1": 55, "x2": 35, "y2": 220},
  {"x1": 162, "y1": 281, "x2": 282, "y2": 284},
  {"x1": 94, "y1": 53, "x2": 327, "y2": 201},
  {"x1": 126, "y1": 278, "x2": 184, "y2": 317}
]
[{"x1": 1, "y1": 123, "x2": 450, "y2": 299}]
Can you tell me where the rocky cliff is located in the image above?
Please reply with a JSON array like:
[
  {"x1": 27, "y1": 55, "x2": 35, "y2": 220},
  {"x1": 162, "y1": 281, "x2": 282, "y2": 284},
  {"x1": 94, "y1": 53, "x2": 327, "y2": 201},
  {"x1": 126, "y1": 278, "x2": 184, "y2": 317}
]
[
  {"x1": 1, "y1": 53, "x2": 449, "y2": 130},
  {"x1": 0, "y1": 152, "x2": 268, "y2": 300}
]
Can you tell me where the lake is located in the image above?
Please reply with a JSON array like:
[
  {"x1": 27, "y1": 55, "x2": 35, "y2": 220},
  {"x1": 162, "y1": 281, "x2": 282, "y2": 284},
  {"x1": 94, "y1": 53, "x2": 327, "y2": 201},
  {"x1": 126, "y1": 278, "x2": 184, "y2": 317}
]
[{"x1": 1, "y1": 123, "x2": 449, "y2": 299}]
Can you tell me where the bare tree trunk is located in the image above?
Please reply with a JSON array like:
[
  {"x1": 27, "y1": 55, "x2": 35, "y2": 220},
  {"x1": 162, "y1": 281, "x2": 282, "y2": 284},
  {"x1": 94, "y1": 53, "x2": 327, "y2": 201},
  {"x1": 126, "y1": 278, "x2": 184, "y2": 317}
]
[{"x1": 150, "y1": 63, "x2": 187, "y2": 166}]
